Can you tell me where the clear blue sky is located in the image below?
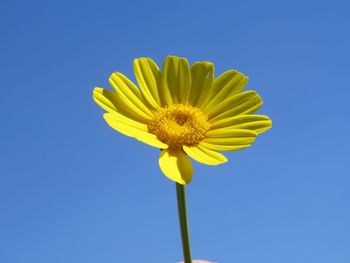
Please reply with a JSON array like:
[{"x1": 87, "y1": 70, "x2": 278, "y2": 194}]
[{"x1": 1, "y1": 0, "x2": 349, "y2": 262}]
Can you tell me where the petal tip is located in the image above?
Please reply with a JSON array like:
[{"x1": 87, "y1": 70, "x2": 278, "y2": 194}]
[{"x1": 159, "y1": 149, "x2": 193, "y2": 184}]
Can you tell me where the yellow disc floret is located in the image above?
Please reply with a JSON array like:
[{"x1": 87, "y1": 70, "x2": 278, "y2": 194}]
[{"x1": 148, "y1": 104, "x2": 210, "y2": 149}]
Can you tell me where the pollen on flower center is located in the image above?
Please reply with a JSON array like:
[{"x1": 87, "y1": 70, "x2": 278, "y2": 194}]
[{"x1": 148, "y1": 104, "x2": 210, "y2": 149}]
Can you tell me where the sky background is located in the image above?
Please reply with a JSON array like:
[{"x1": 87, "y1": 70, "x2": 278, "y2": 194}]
[{"x1": 1, "y1": 0, "x2": 349, "y2": 262}]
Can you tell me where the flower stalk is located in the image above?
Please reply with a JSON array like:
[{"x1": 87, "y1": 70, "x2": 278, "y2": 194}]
[{"x1": 176, "y1": 183, "x2": 192, "y2": 263}]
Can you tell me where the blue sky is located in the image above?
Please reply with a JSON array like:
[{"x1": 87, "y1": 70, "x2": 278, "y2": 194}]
[{"x1": 1, "y1": 0, "x2": 349, "y2": 262}]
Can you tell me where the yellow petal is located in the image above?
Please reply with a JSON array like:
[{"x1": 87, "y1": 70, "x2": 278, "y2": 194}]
[
  {"x1": 210, "y1": 115, "x2": 272, "y2": 134},
  {"x1": 104, "y1": 112, "x2": 148, "y2": 130},
  {"x1": 109, "y1": 72, "x2": 154, "y2": 119},
  {"x1": 178, "y1": 58, "x2": 191, "y2": 104},
  {"x1": 183, "y1": 144, "x2": 227, "y2": 165},
  {"x1": 160, "y1": 56, "x2": 178, "y2": 105},
  {"x1": 93, "y1": 87, "x2": 149, "y2": 123},
  {"x1": 104, "y1": 113, "x2": 168, "y2": 149},
  {"x1": 206, "y1": 128, "x2": 257, "y2": 138},
  {"x1": 200, "y1": 141, "x2": 252, "y2": 151},
  {"x1": 93, "y1": 87, "x2": 119, "y2": 113},
  {"x1": 202, "y1": 129, "x2": 256, "y2": 151},
  {"x1": 160, "y1": 56, "x2": 192, "y2": 106},
  {"x1": 202, "y1": 70, "x2": 248, "y2": 112},
  {"x1": 208, "y1": 91, "x2": 263, "y2": 121},
  {"x1": 159, "y1": 149, "x2": 193, "y2": 185},
  {"x1": 134, "y1": 58, "x2": 161, "y2": 109},
  {"x1": 189, "y1": 61, "x2": 214, "y2": 107}
]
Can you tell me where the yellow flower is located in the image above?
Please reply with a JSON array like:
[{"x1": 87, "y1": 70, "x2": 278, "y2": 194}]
[{"x1": 93, "y1": 56, "x2": 272, "y2": 185}]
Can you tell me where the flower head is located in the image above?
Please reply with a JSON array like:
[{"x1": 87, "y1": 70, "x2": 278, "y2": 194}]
[{"x1": 93, "y1": 56, "x2": 272, "y2": 184}]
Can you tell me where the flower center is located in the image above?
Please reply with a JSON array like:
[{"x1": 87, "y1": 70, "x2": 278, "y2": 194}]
[{"x1": 148, "y1": 104, "x2": 210, "y2": 149}]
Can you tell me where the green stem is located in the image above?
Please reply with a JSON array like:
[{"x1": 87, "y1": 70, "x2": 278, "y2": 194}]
[{"x1": 176, "y1": 183, "x2": 192, "y2": 263}]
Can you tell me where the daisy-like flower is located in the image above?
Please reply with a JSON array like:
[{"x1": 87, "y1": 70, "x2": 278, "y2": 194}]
[{"x1": 93, "y1": 56, "x2": 272, "y2": 185}]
